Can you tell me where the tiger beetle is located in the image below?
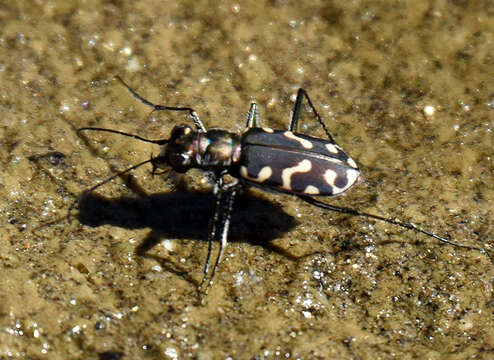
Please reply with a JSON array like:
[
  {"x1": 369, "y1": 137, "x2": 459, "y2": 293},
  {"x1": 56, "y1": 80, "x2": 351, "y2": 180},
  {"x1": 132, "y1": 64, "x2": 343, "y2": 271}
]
[{"x1": 72, "y1": 76, "x2": 487, "y2": 297}]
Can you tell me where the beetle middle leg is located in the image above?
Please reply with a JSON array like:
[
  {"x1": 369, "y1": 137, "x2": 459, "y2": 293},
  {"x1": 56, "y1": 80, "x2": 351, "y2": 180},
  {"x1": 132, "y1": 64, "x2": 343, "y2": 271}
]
[
  {"x1": 246, "y1": 102, "x2": 259, "y2": 128},
  {"x1": 199, "y1": 176, "x2": 239, "y2": 296}
]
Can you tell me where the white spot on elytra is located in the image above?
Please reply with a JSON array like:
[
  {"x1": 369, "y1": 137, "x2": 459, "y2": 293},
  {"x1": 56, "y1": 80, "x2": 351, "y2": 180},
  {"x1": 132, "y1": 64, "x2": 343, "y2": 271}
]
[
  {"x1": 324, "y1": 169, "x2": 337, "y2": 187},
  {"x1": 346, "y1": 157, "x2": 358, "y2": 169},
  {"x1": 282, "y1": 159, "x2": 312, "y2": 190},
  {"x1": 326, "y1": 157, "x2": 344, "y2": 165},
  {"x1": 256, "y1": 167, "x2": 273, "y2": 182},
  {"x1": 240, "y1": 166, "x2": 248, "y2": 179},
  {"x1": 346, "y1": 169, "x2": 361, "y2": 188},
  {"x1": 240, "y1": 165, "x2": 272, "y2": 182},
  {"x1": 324, "y1": 168, "x2": 361, "y2": 194},
  {"x1": 325, "y1": 143, "x2": 339, "y2": 154},
  {"x1": 284, "y1": 131, "x2": 313, "y2": 149},
  {"x1": 304, "y1": 185, "x2": 320, "y2": 195}
]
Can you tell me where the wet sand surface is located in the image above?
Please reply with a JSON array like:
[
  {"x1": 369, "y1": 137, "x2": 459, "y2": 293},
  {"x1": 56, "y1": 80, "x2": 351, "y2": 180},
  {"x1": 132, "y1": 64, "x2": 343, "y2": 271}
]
[{"x1": 1, "y1": 1, "x2": 493, "y2": 359}]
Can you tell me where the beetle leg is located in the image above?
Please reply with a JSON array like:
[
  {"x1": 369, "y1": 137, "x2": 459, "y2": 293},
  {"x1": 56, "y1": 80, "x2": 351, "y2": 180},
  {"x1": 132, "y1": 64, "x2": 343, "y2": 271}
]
[
  {"x1": 246, "y1": 102, "x2": 259, "y2": 128},
  {"x1": 200, "y1": 177, "x2": 239, "y2": 296},
  {"x1": 289, "y1": 88, "x2": 335, "y2": 143},
  {"x1": 207, "y1": 181, "x2": 238, "y2": 286},
  {"x1": 199, "y1": 179, "x2": 223, "y2": 288},
  {"x1": 115, "y1": 76, "x2": 207, "y2": 132},
  {"x1": 297, "y1": 194, "x2": 488, "y2": 254}
]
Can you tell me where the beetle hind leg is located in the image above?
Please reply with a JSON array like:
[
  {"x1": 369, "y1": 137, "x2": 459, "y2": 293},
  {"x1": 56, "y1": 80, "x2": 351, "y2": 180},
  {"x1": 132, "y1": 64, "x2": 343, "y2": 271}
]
[{"x1": 289, "y1": 88, "x2": 336, "y2": 143}]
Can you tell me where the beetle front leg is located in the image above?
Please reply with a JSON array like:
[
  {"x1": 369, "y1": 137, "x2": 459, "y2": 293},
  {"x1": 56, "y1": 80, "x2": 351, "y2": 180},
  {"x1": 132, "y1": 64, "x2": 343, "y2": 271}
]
[{"x1": 115, "y1": 76, "x2": 207, "y2": 132}]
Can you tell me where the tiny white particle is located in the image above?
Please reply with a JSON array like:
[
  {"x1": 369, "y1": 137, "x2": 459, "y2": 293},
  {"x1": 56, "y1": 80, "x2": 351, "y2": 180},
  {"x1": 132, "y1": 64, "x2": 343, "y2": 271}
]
[
  {"x1": 59, "y1": 102, "x2": 70, "y2": 114},
  {"x1": 126, "y1": 57, "x2": 140, "y2": 72},
  {"x1": 102, "y1": 41, "x2": 115, "y2": 52},
  {"x1": 267, "y1": 98, "x2": 278, "y2": 108},
  {"x1": 74, "y1": 57, "x2": 83, "y2": 68},
  {"x1": 121, "y1": 46, "x2": 132, "y2": 56},
  {"x1": 162, "y1": 239, "x2": 175, "y2": 252},
  {"x1": 423, "y1": 105, "x2": 435, "y2": 116},
  {"x1": 164, "y1": 347, "x2": 178, "y2": 359},
  {"x1": 460, "y1": 101, "x2": 471, "y2": 111},
  {"x1": 302, "y1": 311, "x2": 312, "y2": 318}
]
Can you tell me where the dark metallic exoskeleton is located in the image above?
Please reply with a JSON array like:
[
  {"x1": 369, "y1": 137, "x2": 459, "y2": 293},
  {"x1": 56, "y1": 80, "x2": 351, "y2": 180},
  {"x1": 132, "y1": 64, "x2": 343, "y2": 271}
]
[{"x1": 73, "y1": 77, "x2": 485, "y2": 297}]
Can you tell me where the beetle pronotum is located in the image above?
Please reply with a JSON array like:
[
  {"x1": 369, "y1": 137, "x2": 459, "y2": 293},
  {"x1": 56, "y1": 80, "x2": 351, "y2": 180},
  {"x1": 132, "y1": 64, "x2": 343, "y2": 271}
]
[{"x1": 71, "y1": 76, "x2": 487, "y2": 296}]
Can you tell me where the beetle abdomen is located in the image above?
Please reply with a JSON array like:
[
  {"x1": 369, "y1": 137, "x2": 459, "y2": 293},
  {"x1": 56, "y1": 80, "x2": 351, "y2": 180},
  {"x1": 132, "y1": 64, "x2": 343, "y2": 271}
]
[{"x1": 240, "y1": 128, "x2": 361, "y2": 196}]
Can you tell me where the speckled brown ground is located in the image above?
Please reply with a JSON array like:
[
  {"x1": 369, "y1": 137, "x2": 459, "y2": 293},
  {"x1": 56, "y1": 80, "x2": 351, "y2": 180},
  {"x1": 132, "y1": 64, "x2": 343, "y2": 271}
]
[{"x1": 1, "y1": 1, "x2": 493, "y2": 359}]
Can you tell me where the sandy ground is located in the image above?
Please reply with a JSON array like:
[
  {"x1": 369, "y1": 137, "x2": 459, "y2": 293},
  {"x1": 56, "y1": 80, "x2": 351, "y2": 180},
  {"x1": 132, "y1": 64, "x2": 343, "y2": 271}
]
[{"x1": 1, "y1": 1, "x2": 493, "y2": 359}]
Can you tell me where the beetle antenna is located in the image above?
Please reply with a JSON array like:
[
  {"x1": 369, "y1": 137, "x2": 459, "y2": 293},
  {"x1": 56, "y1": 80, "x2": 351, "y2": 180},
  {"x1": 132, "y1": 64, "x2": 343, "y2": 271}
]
[
  {"x1": 67, "y1": 158, "x2": 153, "y2": 222},
  {"x1": 298, "y1": 195, "x2": 488, "y2": 254},
  {"x1": 78, "y1": 127, "x2": 168, "y2": 145}
]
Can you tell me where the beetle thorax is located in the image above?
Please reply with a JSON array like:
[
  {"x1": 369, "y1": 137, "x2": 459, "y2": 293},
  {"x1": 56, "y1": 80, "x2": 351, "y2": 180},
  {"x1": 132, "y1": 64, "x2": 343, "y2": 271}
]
[
  {"x1": 196, "y1": 129, "x2": 241, "y2": 169},
  {"x1": 158, "y1": 125, "x2": 241, "y2": 173}
]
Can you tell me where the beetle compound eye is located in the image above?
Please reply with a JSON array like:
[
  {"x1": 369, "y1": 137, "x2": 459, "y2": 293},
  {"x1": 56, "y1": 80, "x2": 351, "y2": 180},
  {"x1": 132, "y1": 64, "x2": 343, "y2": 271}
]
[
  {"x1": 167, "y1": 152, "x2": 190, "y2": 172},
  {"x1": 171, "y1": 124, "x2": 193, "y2": 140}
]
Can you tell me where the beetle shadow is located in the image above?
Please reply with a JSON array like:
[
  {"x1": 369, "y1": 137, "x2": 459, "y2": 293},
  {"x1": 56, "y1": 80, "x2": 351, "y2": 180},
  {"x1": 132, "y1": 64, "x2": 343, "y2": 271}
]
[
  {"x1": 77, "y1": 189, "x2": 297, "y2": 242},
  {"x1": 77, "y1": 189, "x2": 298, "y2": 281}
]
